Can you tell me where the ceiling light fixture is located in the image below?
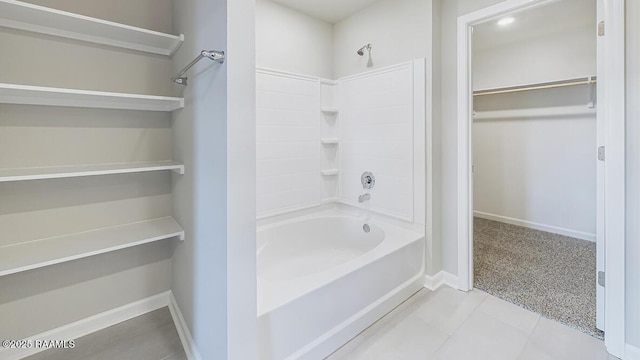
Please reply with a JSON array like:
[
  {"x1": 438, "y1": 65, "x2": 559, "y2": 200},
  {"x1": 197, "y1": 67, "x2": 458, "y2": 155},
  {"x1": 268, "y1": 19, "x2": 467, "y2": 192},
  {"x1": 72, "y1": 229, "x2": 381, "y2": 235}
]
[{"x1": 497, "y1": 17, "x2": 515, "y2": 26}]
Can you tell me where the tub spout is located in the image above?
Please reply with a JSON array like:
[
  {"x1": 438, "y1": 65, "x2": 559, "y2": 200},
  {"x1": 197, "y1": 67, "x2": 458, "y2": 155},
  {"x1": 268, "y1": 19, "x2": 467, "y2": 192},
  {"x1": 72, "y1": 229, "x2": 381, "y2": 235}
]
[{"x1": 358, "y1": 193, "x2": 371, "y2": 203}]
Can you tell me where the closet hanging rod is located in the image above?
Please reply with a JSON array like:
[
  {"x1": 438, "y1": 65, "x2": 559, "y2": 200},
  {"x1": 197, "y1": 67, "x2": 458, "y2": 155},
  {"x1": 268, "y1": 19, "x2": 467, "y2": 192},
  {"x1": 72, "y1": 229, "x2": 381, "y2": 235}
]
[
  {"x1": 474, "y1": 76, "x2": 597, "y2": 97},
  {"x1": 172, "y1": 50, "x2": 225, "y2": 86}
]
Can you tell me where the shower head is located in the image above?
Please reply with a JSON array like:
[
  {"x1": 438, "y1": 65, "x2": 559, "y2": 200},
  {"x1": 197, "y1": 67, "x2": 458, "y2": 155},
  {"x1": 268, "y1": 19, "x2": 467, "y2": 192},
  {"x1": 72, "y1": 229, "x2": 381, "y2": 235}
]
[{"x1": 357, "y1": 44, "x2": 372, "y2": 56}]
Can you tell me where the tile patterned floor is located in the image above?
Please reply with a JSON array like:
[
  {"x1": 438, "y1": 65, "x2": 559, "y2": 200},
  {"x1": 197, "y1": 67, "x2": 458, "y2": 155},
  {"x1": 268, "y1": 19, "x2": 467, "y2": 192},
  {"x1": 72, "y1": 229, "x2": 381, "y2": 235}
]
[{"x1": 326, "y1": 287, "x2": 616, "y2": 360}]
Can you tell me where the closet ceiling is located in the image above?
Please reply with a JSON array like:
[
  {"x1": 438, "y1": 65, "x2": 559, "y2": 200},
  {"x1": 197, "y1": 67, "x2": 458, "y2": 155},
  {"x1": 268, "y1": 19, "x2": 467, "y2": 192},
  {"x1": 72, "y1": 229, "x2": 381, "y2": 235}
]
[
  {"x1": 270, "y1": 0, "x2": 381, "y2": 23},
  {"x1": 474, "y1": 0, "x2": 596, "y2": 50}
]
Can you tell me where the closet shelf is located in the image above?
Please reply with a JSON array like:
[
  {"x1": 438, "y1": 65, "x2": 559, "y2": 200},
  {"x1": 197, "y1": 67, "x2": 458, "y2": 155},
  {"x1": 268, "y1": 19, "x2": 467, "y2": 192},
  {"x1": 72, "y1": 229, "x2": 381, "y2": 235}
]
[
  {"x1": 0, "y1": 83, "x2": 184, "y2": 111},
  {"x1": 321, "y1": 107, "x2": 339, "y2": 114},
  {"x1": 0, "y1": 161, "x2": 185, "y2": 183},
  {"x1": 321, "y1": 169, "x2": 339, "y2": 176},
  {"x1": 0, "y1": 217, "x2": 185, "y2": 277},
  {"x1": 473, "y1": 106, "x2": 596, "y2": 121},
  {"x1": 473, "y1": 76, "x2": 597, "y2": 97},
  {"x1": 0, "y1": 0, "x2": 183, "y2": 56},
  {"x1": 320, "y1": 138, "x2": 339, "y2": 145}
]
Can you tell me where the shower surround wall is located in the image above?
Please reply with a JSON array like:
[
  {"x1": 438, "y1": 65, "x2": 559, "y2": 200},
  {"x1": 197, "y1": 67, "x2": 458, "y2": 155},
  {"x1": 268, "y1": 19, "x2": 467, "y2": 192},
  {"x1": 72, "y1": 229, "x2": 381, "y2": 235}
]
[
  {"x1": 256, "y1": 70, "x2": 324, "y2": 216},
  {"x1": 339, "y1": 62, "x2": 426, "y2": 223},
  {"x1": 256, "y1": 0, "x2": 430, "y2": 225},
  {"x1": 256, "y1": 61, "x2": 425, "y2": 223}
]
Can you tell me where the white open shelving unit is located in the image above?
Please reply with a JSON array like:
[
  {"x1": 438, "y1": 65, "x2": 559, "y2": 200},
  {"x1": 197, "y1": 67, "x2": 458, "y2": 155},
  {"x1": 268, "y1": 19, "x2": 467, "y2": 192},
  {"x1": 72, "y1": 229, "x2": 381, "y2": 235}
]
[
  {"x1": 0, "y1": 161, "x2": 184, "y2": 182},
  {"x1": 320, "y1": 81, "x2": 339, "y2": 202},
  {"x1": 0, "y1": 217, "x2": 185, "y2": 277},
  {"x1": 0, "y1": 83, "x2": 184, "y2": 111},
  {"x1": 0, "y1": 1, "x2": 188, "y2": 278},
  {"x1": 0, "y1": 0, "x2": 184, "y2": 56}
]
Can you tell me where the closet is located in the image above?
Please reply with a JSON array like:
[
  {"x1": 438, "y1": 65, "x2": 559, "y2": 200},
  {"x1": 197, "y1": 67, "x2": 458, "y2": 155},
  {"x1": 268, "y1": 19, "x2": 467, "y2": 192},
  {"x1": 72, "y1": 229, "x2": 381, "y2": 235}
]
[
  {"x1": 0, "y1": 0, "x2": 185, "y2": 350},
  {"x1": 470, "y1": 0, "x2": 601, "y2": 337}
]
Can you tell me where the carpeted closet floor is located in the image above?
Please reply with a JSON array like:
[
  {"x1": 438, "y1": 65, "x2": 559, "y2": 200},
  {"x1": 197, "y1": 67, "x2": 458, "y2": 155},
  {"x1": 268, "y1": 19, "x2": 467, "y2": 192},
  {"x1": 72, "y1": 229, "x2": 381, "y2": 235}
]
[{"x1": 473, "y1": 217, "x2": 603, "y2": 339}]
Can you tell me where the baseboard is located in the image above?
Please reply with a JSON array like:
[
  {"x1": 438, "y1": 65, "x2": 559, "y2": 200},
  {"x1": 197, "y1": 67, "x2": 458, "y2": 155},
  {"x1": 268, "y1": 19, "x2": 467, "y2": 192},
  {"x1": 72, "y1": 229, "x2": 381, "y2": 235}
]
[
  {"x1": 168, "y1": 293, "x2": 202, "y2": 360},
  {"x1": 424, "y1": 271, "x2": 459, "y2": 291},
  {"x1": 473, "y1": 211, "x2": 596, "y2": 242},
  {"x1": 626, "y1": 343, "x2": 640, "y2": 360},
  {"x1": 0, "y1": 291, "x2": 171, "y2": 360}
]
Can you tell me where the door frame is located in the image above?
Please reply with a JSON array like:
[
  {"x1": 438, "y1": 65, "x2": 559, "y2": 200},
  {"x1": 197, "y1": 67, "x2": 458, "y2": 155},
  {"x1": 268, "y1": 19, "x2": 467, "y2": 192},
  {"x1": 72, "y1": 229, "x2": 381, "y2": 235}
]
[{"x1": 455, "y1": 0, "x2": 626, "y2": 357}]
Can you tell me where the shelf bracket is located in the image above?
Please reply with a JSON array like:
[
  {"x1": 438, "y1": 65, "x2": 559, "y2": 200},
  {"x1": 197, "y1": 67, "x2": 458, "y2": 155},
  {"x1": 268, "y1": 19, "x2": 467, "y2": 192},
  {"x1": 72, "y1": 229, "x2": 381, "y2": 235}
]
[{"x1": 171, "y1": 165, "x2": 185, "y2": 175}]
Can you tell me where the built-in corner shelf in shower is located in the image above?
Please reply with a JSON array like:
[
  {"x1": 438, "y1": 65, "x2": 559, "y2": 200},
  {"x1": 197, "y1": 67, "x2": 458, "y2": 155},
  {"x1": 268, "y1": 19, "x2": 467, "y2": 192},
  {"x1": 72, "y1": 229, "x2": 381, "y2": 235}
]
[
  {"x1": 320, "y1": 138, "x2": 339, "y2": 145},
  {"x1": 0, "y1": 0, "x2": 184, "y2": 56},
  {"x1": 0, "y1": 216, "x2": 185, "y2": 277},
  {"x1": 0, "y1": 161, "x2": 185, "y2": 183},
  {"x1": 0, "y1": 83, "x2": 184, "y2": 111},
  {"x1": 321, "y1": 107, "x2": 339, "y2": 114},
  {"x1": 321, "y1": 169, "x2": 339, "y2": 176}
]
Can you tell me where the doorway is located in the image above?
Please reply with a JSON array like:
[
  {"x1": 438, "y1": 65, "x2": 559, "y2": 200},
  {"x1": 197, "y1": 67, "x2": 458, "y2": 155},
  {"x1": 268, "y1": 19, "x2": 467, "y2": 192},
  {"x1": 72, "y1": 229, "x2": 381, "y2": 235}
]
[
  {"x1": 471, "y1": 0, "x2": 600, "y2": 338},
  {"x1": 456, "y1": 0, "x2": 626, "y2": 357}
]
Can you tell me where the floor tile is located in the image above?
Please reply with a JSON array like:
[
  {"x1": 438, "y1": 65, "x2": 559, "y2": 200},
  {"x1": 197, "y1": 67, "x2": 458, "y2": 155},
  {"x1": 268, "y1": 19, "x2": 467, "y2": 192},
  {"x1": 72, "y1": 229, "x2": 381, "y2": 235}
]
[
  {"x1": 411, "y1": 286, "x2": 487, "y2": 335},
  {"x1": 528, "y1": 317, "x2": 608, "y2": 360},
  {"x1": 518, "y1": 340, "x2": 558, "y2": 360},
  {"x1": 476, "y1": 294, "x2": 541, "y2": 334},
  {"x1": 433, "y1": 310, "x2": 529, "y2": 360}
]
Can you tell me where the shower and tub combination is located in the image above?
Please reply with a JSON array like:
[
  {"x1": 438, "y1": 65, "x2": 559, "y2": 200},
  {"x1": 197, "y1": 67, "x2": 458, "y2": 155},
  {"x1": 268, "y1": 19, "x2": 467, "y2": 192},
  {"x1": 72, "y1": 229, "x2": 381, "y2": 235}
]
[{"x1": 256, "y1": 58, "x2": 427, "y2": 359}]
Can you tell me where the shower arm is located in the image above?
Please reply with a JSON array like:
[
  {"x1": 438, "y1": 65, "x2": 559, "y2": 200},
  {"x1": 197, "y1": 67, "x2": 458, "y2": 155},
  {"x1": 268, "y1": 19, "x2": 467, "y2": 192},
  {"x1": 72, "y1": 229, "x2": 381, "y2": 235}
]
[{"x1": 172, "y1": 50, "x2": 225, "y2": 86}]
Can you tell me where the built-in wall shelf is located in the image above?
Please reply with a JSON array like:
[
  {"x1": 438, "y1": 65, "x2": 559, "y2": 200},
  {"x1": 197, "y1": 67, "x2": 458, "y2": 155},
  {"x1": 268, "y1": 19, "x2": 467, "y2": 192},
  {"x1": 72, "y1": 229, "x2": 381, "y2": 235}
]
[
  {"x1": 321, "y1": 169, "x2": 339, "y2": 176},
  {"x1": 473, "y1": 106, "x2": 596, "y2": 121},
  {"x1": 0, "y1": 0, "x2": 184, "y2": 56},
  {"x1": 0, "y1": 161, "x2": 185, "y2": 183},
  {"x1": 321, "y1": 107, "x2": 339, "y2": 114},
  {"x1": 0, "y1": 217, "x2": 185, "y2": 277},
  {"x1": 320, "y1": 138, "x2": 339, "y2": 145},
  {"x1": 473, "y1": 76, "x2": 597, "y2": 97},
  {"x1": 0, "y1": 83, "x2": 184, "y2": 111}
]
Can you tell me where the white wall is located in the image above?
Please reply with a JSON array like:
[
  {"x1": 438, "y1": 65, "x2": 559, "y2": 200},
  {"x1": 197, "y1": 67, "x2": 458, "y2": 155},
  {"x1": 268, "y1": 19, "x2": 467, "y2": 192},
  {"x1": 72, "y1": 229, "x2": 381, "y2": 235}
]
[
  {"x1": 255, "y1": 0, "x2": 333, "y2": 78},
  {"x1": 256, "y1": 70, "x2": 322, "y2": 216},
  {"x1": 472, "y1": 25, "x2": 597, "y2": 240},
  {"x1": 473, "y1": 112, "x2": 596, "y2": 239},
  {"x1": 438, "y1": 0, "x2": 504, "y2": 275},
  {"x1": 473, "y1": 25, "x2": 596, "y2": 90},
  {"x1": 333, "y1": 0, "x2": 431, "y2": 78},
  {"x1": 339, "y1": 62, "x2": 425, "y2": 222},
  {"x1": 170, "y1": 0, "x2": 257, "y2": 358}
]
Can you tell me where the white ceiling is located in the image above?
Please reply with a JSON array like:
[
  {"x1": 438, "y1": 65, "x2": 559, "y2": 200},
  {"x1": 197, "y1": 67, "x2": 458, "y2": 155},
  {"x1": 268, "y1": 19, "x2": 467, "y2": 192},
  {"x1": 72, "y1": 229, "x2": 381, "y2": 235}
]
[
  {"x1": 473, "y1": 0, "x2": 596, "y2": 50},
  {"x1": 270, "y1": 0, "x2": 382, "y2": 23}
]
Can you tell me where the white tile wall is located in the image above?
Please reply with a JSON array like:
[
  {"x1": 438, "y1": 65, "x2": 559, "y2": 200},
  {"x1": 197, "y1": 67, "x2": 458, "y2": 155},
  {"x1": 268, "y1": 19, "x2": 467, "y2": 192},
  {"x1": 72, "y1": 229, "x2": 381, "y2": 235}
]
[
  {"x1": 256, "y1": 70, "x2": 322, "y2": 216},
  {"x1": 339, "y1": 63, "x2": 417, "y2": 220}
]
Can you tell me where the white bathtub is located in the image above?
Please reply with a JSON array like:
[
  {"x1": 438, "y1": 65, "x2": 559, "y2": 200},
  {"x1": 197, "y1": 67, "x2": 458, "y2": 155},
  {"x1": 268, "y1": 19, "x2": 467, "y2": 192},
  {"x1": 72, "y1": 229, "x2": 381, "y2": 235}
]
[{"x1": 257, "y1": 207, "x2": 424, "y2": 360}]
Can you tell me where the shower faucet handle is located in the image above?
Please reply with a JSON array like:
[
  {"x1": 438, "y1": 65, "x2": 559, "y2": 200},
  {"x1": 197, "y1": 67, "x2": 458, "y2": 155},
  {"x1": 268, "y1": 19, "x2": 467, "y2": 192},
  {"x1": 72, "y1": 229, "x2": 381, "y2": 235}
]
[{"x1": 361, "y1": 171, "x2": 375, "y2": 189}]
